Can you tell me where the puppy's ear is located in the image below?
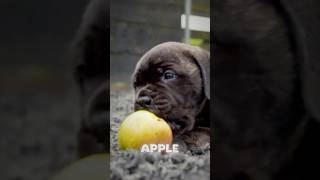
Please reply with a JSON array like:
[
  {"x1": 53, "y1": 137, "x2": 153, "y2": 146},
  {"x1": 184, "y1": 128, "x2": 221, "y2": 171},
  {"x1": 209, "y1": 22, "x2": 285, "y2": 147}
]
[{"x1": 188, "y1": 47, "x2": 210, "y2": 100}]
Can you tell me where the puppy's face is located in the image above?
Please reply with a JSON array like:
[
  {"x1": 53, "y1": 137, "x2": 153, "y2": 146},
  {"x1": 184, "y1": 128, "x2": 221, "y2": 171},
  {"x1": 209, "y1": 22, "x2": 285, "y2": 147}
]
[{"x1": 132, "y1": 43, "x2": 205, "y2": 135}]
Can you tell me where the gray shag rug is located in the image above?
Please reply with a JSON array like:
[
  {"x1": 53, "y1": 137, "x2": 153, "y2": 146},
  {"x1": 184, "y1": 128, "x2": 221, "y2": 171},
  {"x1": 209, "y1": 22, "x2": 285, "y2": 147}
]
[{"x1": 110, "y1": 90, "x2": 210, "y2": 180}]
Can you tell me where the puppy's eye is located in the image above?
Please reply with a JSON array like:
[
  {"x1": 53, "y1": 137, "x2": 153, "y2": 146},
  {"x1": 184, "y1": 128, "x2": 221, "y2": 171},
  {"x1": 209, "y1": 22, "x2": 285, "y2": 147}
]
[
  {"x1": 133, "y1": 80, "x2": 141, "y2": 88},
  {"x1": 163, "y1": 70, "x2": 176, "y2": 80},
  {"x1": 133, "y1": 81, "x2": 138, "y2": 87}
]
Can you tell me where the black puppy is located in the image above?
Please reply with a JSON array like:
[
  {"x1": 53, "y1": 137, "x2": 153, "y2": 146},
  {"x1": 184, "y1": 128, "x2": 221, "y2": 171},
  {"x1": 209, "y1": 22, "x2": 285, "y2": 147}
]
[
  {"x1": 213, "y1": 0, "x2": 320, "y2": 179},
  {"x1": 132, "y1": 42, "x2": 210, "y2": 146}
]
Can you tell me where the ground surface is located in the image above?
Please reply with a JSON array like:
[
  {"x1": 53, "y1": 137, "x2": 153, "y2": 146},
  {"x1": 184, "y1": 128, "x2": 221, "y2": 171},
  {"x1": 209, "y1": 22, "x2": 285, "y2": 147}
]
[
  {"x1": 0, "y1": 85, "x2": 209, "y2": 180},
  {"x1": 110, "y1": 90, "x2": 210, "y2": 180},
  {"x1": 0, "y1": 86, "x2": 80, "y2": 180}
]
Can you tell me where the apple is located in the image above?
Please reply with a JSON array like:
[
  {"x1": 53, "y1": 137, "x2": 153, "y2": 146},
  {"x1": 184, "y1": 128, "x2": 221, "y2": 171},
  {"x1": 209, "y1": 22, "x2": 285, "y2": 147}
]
[{"x1": 118, "y1": 110, "x2": 173, "y2": 150}]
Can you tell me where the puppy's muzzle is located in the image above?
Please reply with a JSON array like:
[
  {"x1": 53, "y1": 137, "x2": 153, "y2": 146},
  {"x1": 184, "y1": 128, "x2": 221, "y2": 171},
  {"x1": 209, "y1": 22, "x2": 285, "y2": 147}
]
[
  {"x1": 134, "y1": 91, "x2": 172, "y2": 116},
  {"x1": 136, "y1": 95, "x2": 152, "y2": 108}
]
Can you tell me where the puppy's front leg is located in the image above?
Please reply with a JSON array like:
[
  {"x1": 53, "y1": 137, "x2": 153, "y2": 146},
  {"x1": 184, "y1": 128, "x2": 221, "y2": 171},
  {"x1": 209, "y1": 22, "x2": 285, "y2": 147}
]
[{"x1": 182, "y1": 127, "x2": 210, "y2": 152}]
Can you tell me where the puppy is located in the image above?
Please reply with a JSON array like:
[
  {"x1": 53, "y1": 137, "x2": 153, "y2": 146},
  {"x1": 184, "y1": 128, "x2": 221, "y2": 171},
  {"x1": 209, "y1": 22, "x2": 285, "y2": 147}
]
[{"x1": 132, "y1": 42, "x2": 210, "y2": 146}]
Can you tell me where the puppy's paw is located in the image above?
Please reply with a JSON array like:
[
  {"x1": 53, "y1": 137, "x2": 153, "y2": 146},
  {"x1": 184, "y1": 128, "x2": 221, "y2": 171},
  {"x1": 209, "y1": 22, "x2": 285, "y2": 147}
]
[{"x1": 181, "y1": 127, "x2": 210, "y2": 154}]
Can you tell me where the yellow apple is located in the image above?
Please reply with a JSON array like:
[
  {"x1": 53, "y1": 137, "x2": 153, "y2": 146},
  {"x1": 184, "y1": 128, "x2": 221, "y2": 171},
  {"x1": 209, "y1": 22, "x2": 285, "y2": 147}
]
[{"x1": 118, "y1": 110, "x2": 173, "y2": 150}]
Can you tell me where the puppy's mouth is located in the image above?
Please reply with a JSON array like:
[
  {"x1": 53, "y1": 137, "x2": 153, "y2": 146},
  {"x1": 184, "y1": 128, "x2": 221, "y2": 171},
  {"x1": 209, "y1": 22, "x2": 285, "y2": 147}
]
[
  {"x1": 135, "y1": 92, "x2": 171, "y2": 111},
  {"x1": 134, "y1": 104, "x2": 189, "y2": 136},
  {"x1": 134, "y1": 98, "x2": 172, "y2": 117},
  {"x1": 134, "y1": 97, "x2": 188, "y2": 134}
]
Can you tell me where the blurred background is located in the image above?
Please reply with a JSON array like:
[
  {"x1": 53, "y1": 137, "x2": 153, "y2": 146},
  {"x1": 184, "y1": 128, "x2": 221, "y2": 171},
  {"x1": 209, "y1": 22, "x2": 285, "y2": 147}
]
[
  {"x1": 0, "y1": 0, "x2": 90, "y2": 179},
  {"x1": 110, "y1": 0, "x2": 210, "y2": 89},
  {"x1": 0, "y1": 0, "x2": 210, "y2": 179}
]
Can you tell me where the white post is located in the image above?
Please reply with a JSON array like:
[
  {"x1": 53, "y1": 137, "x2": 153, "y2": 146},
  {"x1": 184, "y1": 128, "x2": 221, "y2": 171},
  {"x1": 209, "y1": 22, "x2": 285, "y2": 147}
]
[{"x1": 184, "y1": 0, "x2": 192, "y2": 44}]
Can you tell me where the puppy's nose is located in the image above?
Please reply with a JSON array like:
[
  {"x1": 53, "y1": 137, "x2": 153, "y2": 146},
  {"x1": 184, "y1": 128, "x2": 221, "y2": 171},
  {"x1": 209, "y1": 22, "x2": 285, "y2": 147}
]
[{"x1": 136, "y1": 95, "x2": 152, "y2": 106}]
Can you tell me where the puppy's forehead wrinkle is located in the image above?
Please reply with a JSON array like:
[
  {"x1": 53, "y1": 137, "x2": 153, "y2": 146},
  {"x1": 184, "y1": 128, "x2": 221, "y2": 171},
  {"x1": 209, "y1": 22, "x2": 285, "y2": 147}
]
[
  {"x1": 152, "y1": 57, "x2": 179, "y2": 67},
  {"x1": 137, "y1": 41, "x2": 200, "y2": 66},
  {"x1": 182, "y1": 61, "x2": 199, "y2": 75}
]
